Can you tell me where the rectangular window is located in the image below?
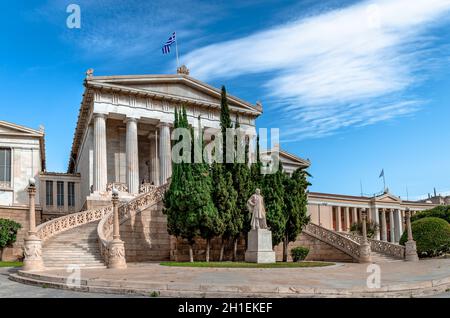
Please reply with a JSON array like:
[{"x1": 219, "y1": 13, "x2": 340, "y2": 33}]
[
  {"x1": 68, "y1": 182, "x2": 75, "y2": 207},
  {"x1": 0, "y1": 148, "x2": 11, "y2": 186},
  {"x1": 57, "y1": 181, "x2": 64, "y2": 207},
  {"x1": 45, "y1": 181, "x2": 53, "y2": 206}
]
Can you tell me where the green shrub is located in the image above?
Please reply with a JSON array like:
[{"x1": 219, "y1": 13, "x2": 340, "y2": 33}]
[
  {"x1": 411, "y1": 206, "x2": 450, "y2": 224},
  {"x1": 0, "y1": 219, "x2": 22, "y2": 260},
  {"x1": 399, "y1": 217, "x2": 450, "y2": 258},
  {"x1": 350, "y1": 220, "x2": 379, "y2": 239},
  {"x1": 291, "y1": 246, "x2": 309, "y2": 262}
]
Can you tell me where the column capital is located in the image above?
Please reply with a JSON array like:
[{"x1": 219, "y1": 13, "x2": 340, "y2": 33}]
[
  {"x1": 157, "y1": 121, "x2": 172, "y2": 128},
  {"x1": 93, "y1": 112, "x2": 107, "y2": 119},
  {"x1": 124, "y1": 116, "x2": 139, "y2": 124}
]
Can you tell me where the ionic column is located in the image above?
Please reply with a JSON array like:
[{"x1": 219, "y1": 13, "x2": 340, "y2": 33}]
[
  {"x1": 159, "y1": 122, "x2": 172, "y2": 185},
  {"x1": 380, "y1": 208, "x2": 387, "y2": 241},
  {"x1": 93, "y1": 113, "x2": 107, "y2": 192},
  {"x1": 149, "y1": 131, "x2": 160, "y2": 186},
  {"x1": 352, "y1": 208, "x2": 358, "y2": 226},
  {"x1": 125, "y1": 117, "x2": 139, "y2": 194},
  {"x1": 344, "y1": 207, "x2": 350, "y2": 232},
  {"x1": 335, "y1": 206, "x2": 342, "y2": 232},
  {"x1": 389, "y1": 209, "x2": 395, "y2": 243}
]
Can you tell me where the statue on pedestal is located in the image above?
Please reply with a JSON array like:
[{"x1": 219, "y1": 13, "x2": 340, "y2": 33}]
[
  {"x1": 247, "y1": 188, "x2": 268, "y2": 230},
  {"x1": 245, "y1": 189, "x2": 276, "y2": 263}
]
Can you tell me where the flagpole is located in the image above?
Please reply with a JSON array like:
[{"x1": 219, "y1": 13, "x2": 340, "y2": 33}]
[
  {"x1": 383, "y1": 174, "x2": 386, "y2": 191},
  {"x1": 175, "y1": 33, "x2": 180, "y2": 69}
]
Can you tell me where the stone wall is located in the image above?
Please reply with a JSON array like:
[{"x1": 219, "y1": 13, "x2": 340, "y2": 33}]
[
  {"x1": 273, "y1": 232, "x2": 355, "y2": 262},
  {"x1": 119, "y1": 203, "x2": 355, "y2": 263},
  {"x1": 0, "y1": 206, "x2": 41, "y2": 261},
  {"x1": 119, "y1": 200, "x2": 171, "y2": 262}
]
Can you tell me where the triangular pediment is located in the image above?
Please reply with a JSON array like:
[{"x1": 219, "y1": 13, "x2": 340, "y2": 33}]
[
  {"x1": 375, "y1": 192, "x2": 402, "y2": 203},
  {"x1": 87, "y1": 74, "x2": 262, "y2": 115},
  {"x1": 261, "y1": 149, "x2": 310, "y2": 168},
  {"x1": 0, "y1": 121, "x2": 43, "y2": 138}
]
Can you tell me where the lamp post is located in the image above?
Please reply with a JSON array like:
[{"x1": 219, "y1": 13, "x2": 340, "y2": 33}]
[
  {"x1": 359, "y1": 208, "x2": 372, "y2": 263},
  {"x1": 23, "y1": 178, "x2": 45, "y2": 271},
  {"x1": 108, "y1": 188, "x2": 127, "y2": 269},
  {"x1": 404, "y1": 208, "x2": 419, "y2": 262}
]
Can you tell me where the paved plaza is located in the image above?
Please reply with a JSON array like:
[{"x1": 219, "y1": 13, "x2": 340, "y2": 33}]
[{"x1": 5, "y1": 259, "x2": 450, "y2": 298}]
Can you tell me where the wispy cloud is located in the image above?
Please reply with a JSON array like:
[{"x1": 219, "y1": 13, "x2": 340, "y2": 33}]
[{"x1": 184, "y1": 0, "x2": 450, "y2": 140}]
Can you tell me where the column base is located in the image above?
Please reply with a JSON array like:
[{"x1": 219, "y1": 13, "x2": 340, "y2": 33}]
[
  {"x1": 23, "y1": 235, "x2": 45, "y2": 271},
  {"x1": 405, "y1": 240, "x2": 419, "y2": 262},
  {"x1": 108, "y1": 239, "x2": 127, "y2": 269},
  {"x1": 359, "y1": 242, "x2": 372, "y2": 263}
]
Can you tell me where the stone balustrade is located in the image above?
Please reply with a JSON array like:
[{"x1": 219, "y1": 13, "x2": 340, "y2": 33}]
[
  {"x1": 106, "y1": 182, "x2": 129, "y2": 193},
  {"x1": 36, "y1": 205, "x2": 113, "y2": 242},
  {"x1": 304, "y1": 222, "x2": 361, "y2": 261},
  {"x1": 340, "y1": 232, "x2": 405, "y2": 259}
]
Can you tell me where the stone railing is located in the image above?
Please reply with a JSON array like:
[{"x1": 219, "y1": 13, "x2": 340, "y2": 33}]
[
  {"x1": 97, "y1": 183, "x2": 168, "y2": 265},
  {"x1": 0, "y1": 181, "x2": 11, "y2": 189},
  {"x1": 36, "y1": 204, "x2": 113, "y2": 243},
  {"x1": 139, "y1": 183, "x2": 156, "y2": 194},
  {"x1": 106, "y1": 182, "x2": 128, "y2": 193},
  {"x1": 340, "y1": 232, "x2": 405, "y2": 259},
  {"x1": 304, "y1": 223, "x2": 361, "y2": 261}
]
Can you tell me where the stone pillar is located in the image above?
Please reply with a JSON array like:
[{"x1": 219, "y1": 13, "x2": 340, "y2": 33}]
[
  {"x1": 380, "y1": 208, "x2": 387, "y2": 241},
  {"x1": 404, "y1": 208, "x2": 419, "y2": 261},
  {"x1": 343, "y1": 207, "x2": 350, "y2": 232},
  {"x1": 352, "y1": 208, "x2": 358, "y2": 225},
  {"x1": 159, "y1": 122, "x2": 172, "y2": 185},
  {"x1": 125, "y1": 117, "x2": 139, "y2": 194},
  {"x1": 359, "y1": 209, "x2": 372, "y2": 263},
  {"x1": 371, "y1": 206, "x2": 380, "y2": 240},
  {"x1": 335, "y1": 206, "x2": 342, "y2": 231},
  {"x1": 149, "y1": 131, "x2": 159, "y2": 186},
  {"x1": 394, "y1": 209, "x2": 403, "y2": 243},
  {"x1": 93, "y1": 113, "x2": 107, "y2": 192},
  {"x1": 108, "y1": 189, "x2": 127, "y2": 269},
  {"x1": 23, "y1": 179, "x2": 44, "y2": 271},
  {"x1": 389, "y1": 209, "x2": 395, "y2": 243}
]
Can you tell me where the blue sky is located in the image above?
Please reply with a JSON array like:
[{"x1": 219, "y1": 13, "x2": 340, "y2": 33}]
[{"x1": 1, "y1": 0, "x2": 450, "y2": 199}]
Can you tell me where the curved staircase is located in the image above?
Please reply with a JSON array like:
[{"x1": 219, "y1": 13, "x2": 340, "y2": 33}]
[
  {"x1": 42, "y1": 222, "x2": 105, "y2": 269},
  {"x1": 31, "y1": 184, "x2": 168, "y2": 271},
  {"x1": 304, "y1": 223, "x2": 405, "y2": 263}
]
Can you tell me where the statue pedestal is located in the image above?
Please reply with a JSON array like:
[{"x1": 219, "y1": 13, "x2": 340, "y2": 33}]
[{"x1": 245, "y1": 229, "x2": 276, "y2": 263}]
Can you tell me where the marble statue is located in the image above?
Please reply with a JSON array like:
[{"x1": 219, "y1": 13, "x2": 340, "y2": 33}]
[{"x1": 247, "y1": 188, "x2": 268, "y2": 230}]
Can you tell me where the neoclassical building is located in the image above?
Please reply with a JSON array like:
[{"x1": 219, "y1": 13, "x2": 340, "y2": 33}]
[
  {"x1": 0, "y1": 67, "x2": 439, "y2": 264},
  {"x1": 68, "y1": 67, "x2": 261, "y2": 209}
]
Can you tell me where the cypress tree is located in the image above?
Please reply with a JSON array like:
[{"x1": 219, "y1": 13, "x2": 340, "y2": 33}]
[
  {"x1": 164, "y1": 106, "x2": 218, "y2": 262},
  {"x1": 282, "y1": 168, "x2": 311, "y2": 261},
  {"x1": 262, "y1": 161, "x2": 287, "y2": 247}
]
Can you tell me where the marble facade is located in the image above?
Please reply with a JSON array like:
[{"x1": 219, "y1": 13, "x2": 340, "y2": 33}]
[{"x1": 68, "y1": 67, "x2": 261, "y2": 208}]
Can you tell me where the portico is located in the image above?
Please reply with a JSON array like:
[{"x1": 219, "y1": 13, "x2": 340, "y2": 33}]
[
  {"x1": 68, "y1": 67, "x2": 261, "y2": 208},
  {"x1": 308, "y1": 191, "x2": 435, "y2": 243}
]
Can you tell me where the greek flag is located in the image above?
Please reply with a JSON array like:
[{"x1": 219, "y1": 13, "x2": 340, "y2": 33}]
[
  {"x1": 379, "y1": 169, "x2": 384, "y2": 178},
  {"x1": 162, "y1": 32, "x2": 176, "y2": 54}
]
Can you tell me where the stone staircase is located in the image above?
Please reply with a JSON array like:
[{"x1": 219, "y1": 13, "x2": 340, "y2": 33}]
[
  {"x1": 42, "y1": 221, "x2": 106, "y2": 269},
  {"x1": 370, "y1": 251, "x2": 402, "y2": 263}
]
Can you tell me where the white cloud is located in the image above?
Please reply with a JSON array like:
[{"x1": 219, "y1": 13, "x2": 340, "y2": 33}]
[{"x1": 184, "y1": 0, "x2": 450, "y2": 140}]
